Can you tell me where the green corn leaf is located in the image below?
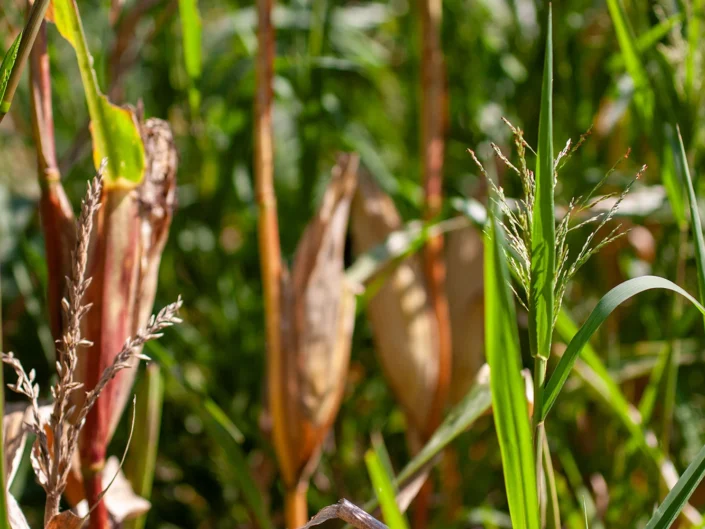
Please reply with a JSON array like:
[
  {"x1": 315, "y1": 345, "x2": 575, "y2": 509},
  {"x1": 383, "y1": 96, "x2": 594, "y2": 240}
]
[
  {"x1": 645, "y1": 443, "x2": 705, "y2": 529},
  {"x1": 485, "y1": 202, "x2": 539, "y2": 529},
  {"x1": 52, "y1": 0, "x2": 145, "y2": 187},
  {"x1": 529, "y1": 4, "x2": 555, "y2": 364},
  {"x1": 542, "y1": 276, "x2": 705, "y2": 420},
  {"x1": 365, "y1": 445, "x2": 409, "y2": 529},
  {"x1": 0, "y1": 32, "x2": 22, "y2": 109},
  {"x1": 678, "y1": 125, "x2": 705, "y2": 311}
]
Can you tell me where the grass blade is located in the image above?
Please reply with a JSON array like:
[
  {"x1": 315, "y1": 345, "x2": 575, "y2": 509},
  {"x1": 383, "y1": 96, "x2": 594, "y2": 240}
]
[
  {"x1": 645, "y1": 443, "x2": 705, "y2": 529},
  {"x1": 353, "y1": 372, "x2": 491, "y2": 521},
  {"x1": 365, "y1": 446, "x2": 409, "y2": 529},
  {"x1": 605, "y1": 0, "x2": 652, "y2": 121},
  {"x1": 485, "y1": 202, "x2": 539, "y2": 529},
  {"x1": 178, "y1": 0, "x2": 202, "y2": 112},
  {"x1": 123, "y1": 364, "x2": 164, "y2": 529},
  {"x1": 529, "y1": 4, "x2": 555, "y2": 365},
  {"x1": 678, "y1": 125, "x2": 705, "y2": 311},
  {"x1": 542, "y1": 276, "x2": 705, "y2": 420},
  {"x1": 0, "y1": 32, "x2": 22, "y2": 107}
]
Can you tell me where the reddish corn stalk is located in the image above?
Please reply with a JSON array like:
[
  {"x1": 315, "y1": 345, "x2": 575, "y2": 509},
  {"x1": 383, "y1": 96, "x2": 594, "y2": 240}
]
[
  {"x1": 417, "y1": 0, "x2": 450, "y2": 524},
  {"x1": 28, "y1": 19, "x2": 76, "y2": 344},
  {"x1": 77, "y1": 118, "x2": 177, "y2": 529}
]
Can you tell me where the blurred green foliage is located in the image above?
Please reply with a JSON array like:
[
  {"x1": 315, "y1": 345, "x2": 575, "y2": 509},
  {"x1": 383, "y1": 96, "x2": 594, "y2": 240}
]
[{"x1": 2, "y1": 0, "x2": 705, "y2": 527}]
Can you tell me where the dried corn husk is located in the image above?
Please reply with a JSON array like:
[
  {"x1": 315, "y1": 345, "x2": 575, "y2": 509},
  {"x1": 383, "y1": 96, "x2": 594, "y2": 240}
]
[
  {"x1": 445, "y1": 225, "x2": 485, "y2": 404},
  {"x1": 75, "y1": 117, "x2": 177, "y2": 468},
  {"x1": 350, "y1": 173, "x2": 440, "y2": 434},
  {"x1": 272, "y1": 154, "x2": 359, "y2": 489}
]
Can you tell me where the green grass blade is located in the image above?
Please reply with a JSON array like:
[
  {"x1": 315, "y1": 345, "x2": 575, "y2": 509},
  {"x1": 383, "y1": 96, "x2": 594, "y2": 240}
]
[
  {"x1": 178, "y1": 0, "x2": 202, "y2": 112},
  {"x1": 645, "y1": 443, "x2": 705, "y2": 529},
  {"x1": 529, "y1": 4, "x2": 555, "y2": 363},
  {"x1": 0, "y1": 32, "x2": 22, "y2": 106},
  {"x1": 356, "y1": 375, "x2": 492, "y2": 519},
  {"x1": 52, "y1": 0, "x2": 145, "y2": 187},
  {"x1": 486, "y1": 203, "x2": 539, "y2": 529},
  {"x1": 605, "y1": 13, "x2": 685, "y2": 72},
  {"x1": 542, "y1": 276, "x2": 705, "y2": 420},
  {"x1": 686, "y1": 0, "x2": 702, "y2": 102},
  {"x1": 664, "y1": 125, "x2": 687, "y2": 228},
  {"x1": 123, "y1": 364, "x2": 164, "y2": 529},
  {"x1": 605, "y1": 0, "x2": 653, "y2": 121},
  {"x1": 678, "y1": 125, "x2": 705, "y2": 310},
  {"x1": 365, "y1": 446, "x2": 409, "y2": 529}
]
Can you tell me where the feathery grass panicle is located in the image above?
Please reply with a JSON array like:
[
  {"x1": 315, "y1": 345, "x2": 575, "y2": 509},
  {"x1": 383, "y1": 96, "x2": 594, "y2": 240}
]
[
  {"x1": 471, "y1": 121, "x2": 641, "y2": 327},
  {"x1": 1, "y1": 164, "x2": 182, "y2": 524}
]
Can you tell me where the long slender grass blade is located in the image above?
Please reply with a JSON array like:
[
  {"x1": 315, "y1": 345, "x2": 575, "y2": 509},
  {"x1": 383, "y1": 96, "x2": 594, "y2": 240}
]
[
  {"x1": 542, "y1": 276, "x2": 705, "y2": 420},
  {"x1": 486, "y1": 203, "x2": 539, "y2": 529},
  {"x1": 123, "y1": 364, "x2": 164, "y2": 529},
  {"x1": 365, "y1": 447, "x2": 409, "y2": 529},
  {"x1": 529, "y1": 4, "x2": 555, "y2": 363},
  {"x1": 645, "y1": 443, "x2": 705, "y2": 529},
  {"x1": 605, "y1": 0, "x2": 652, "y2": 121},
  {"x1": 678, "y1": 126, "x2": 705, "y2": 310}
]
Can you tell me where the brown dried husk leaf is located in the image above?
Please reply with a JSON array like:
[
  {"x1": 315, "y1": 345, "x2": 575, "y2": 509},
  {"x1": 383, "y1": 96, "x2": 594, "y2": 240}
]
[
  {"x1": 350, "y1": 173, "x2": 439, "y2": 433},
  {"x1": 276, "y1": 154, "x2": 358, "y2": 485},
  {"x1": 45, "y1": 511, "x2": 83, "y2": 529},
  {"x1": 75, "y1": 116, "x2": 177, "y2": 469},
  {"x1": 445, "y1": 225, "x2": 485, "y2": 404}
]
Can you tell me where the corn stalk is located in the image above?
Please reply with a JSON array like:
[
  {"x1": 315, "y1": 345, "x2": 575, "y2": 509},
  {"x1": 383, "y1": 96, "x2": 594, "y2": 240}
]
[{"x1": 417, "y1": 0, "x2": 450, "y2": 524}]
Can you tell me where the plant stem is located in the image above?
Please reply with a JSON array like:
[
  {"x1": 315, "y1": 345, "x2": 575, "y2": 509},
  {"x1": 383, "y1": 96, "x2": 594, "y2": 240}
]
[
  {"x1": 663, "y1": 225, "x2": 687, "y2": 469},
  {"x1": 532, "y1": 356, "x2": 547, "y2": 439},
  {"x1": 285, "y1": 483, "x2": 309, "y2": 529},
  {"x1": 0, "y1": 0, "x2": 51, "y2": 122},
  {"x1": 83, "y1": 466, "x2": 109, "y2": 529},
  {"x1": 255, "y1": 0, "x2": 297, "y2": 499},
  {"x1": 418, "y1": 0, "x2": 449, "y2": 453},
  {"x1": 44, "y1": 492, "x2": 60, "y2": 527},
  {"x1": 417, "y1": 0, "x2": 449, "y2": 525}
]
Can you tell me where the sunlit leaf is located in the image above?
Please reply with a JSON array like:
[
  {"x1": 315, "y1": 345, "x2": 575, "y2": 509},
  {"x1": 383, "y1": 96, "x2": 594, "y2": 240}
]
[
  {"x1": 51, "y1": 0, "x2": 145, "y2": 187},
  {"x1": 485, "y1": 202, "x2": 539, "y2": 529},
  {"x1": 543, "y1": 276, "x2": 705, "y2": 420}
]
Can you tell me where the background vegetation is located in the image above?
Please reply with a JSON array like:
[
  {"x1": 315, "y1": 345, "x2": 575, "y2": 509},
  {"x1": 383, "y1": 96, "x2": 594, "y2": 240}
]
[{"x1": 2, "y1": 0, "x2": 705, "y2": 528}]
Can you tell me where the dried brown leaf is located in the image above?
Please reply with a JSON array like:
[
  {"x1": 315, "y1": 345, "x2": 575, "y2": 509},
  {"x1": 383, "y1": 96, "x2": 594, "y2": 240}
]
[
  {"x1": 276, "y1": 154, "x2": 359, "y2": 483},
  {"x1": 46, "y1": 511, "x2": 83, "y2": 529},
  {"x1": 301, "y1": 500, "x2": 388, "y2": 529}
]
